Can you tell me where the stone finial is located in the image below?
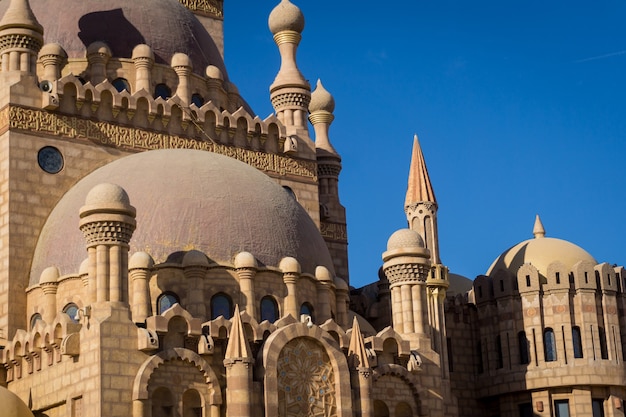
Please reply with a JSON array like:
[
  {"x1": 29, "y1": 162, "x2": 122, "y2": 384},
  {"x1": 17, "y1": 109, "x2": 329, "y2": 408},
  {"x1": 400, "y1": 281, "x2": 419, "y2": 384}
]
[
  {"x1": 39, "y1": 266, "x2": 60, "y2": 292},
  {"x1": 315, "y1": 265, "x2": 333, "y2": 283},
  {"x1": 268, "y1": 0, "x2": 305, "y2": 35},
  {"x1": 279, "y1": 256, "x2": 301, "y2": 274},
  {"x1": 0, "y1": 0, "x2": 42, "y2": 34},
  {"x1": 182, "y1": 250, "x2": 209, "y2": 268},
  {"x1": 86, "y1": 42, "x2": 111, "y2": 85},
  {"x1": 132, "y1": 44, "x2": 154, "y2": 93},
  {"x1": 382, "y1": 228, "x2": 431, "y2": 285},
  {"x1": 129, "y1": 252, "x2": 155, "y2": 270},
  {"x1": 38, "y1": 43, "x2": 67, "y2": 81},
  {"x1": 205, "y1": 65, "x2": 224, "y2": 81},
  {"x1": 309, "y1": 79, "x2": 338, "y2": 155},
  {"x1": 224, "y1": 305, "x2": 253, "y2": 361},
  {"x1": 309, "y1": 79, "x2": 335, "y2": 114},
  {"x1": 234, "y1": 251, "x2": 257, "y2": 270},
  {"x1": 405, "y1": 134, "x2": 437, "y2": 207},
  {"x1": 533, "y1": 214, "x2": 546, "y2": 238}
]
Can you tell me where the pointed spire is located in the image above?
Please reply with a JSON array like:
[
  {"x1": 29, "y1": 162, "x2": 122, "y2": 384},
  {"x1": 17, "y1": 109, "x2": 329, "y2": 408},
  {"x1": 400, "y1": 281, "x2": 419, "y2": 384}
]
[
  {"x1": 225, "y1": 305, "x2": 252, "y2": 360},
  {"x1": 405, "y1": 134, "x2": 437, "y2": 208},
  {"x1": 0, "y1": 0, "x2": 42, "y2": 33},
  {"x1": 533, "y1": 214, "x2": 545, "y2": 239},
  {"x1": 348, "y1": 316, "x2": 370, "y2": 369}
]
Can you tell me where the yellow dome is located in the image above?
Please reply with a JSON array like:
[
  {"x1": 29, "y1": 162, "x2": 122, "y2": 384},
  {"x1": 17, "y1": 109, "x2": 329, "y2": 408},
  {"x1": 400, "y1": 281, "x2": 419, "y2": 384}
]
[
  {"x1": 487, "y1": 236, "x2": 596, "y2": 278},
  {"x1": 0, "y1": 386, "x2": 34, "y2": 417}
]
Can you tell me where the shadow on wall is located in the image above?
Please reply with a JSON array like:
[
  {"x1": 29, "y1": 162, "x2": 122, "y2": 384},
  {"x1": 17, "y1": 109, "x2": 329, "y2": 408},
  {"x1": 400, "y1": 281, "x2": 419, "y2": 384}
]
[{"x1": 78, "y1": 9, "x2": 145, "y2": 59}]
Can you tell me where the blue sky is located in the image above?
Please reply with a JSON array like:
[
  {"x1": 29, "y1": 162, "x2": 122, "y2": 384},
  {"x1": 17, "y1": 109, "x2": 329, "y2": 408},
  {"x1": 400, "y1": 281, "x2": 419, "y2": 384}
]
[{"x1": 224, "y1": 1, "x2": 626, "y2": 288}]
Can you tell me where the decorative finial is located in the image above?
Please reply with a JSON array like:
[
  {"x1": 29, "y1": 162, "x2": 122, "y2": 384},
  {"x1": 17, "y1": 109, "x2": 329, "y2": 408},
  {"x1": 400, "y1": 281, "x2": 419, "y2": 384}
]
[{"x1": 533, "y1": 214, "x2": 545, "y2": 238}]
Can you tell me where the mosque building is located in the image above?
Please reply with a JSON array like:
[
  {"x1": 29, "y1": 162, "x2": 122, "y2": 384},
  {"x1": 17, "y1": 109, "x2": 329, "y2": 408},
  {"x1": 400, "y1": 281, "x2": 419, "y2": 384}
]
[{"x1": 0, "y1": 0, "x2": 624, "y2": 416}]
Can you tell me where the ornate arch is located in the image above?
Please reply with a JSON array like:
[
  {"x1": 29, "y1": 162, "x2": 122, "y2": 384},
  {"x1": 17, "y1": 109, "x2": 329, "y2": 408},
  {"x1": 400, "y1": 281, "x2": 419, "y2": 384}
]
[
  {"x1": 132, "y1": 347, "x2": 221, "y2": 404},
  {"x1": 263, "y1": 323, "x2": 351, "y2": 417}
]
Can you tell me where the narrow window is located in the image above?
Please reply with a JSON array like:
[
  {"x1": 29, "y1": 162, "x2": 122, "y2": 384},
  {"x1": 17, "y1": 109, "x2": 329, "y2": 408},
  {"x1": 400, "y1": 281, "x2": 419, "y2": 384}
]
[
  {"x1": 299, "y1": 303, "x2": 314, "y2": 322},
  {"x1": 447, "y1": 337, "x2": 454, "y2": 372},
  {"x1": 499, "y1": 280, "x2": 504, "y2": 292},
  {"x1": 496, "y1": 335, "x2": 503, "y2": 369},
  {"x1": 544, "y1": 328, "x2": 557, "y2": 362},
  {"x1": 572, "y1": 326, "x2": 583, "y2": 358},
  {"x1": 554, "y1": 400, "x2": 570, "y2": 417},
  {"x1": 518, "y1": 331, "x2": 530, "y2": 364},
  {"x1": 191, "y1": 93, "x2": 204, "y2": 107},
  {"x1": 592, "y1": 399, "x2": 605, "y2": 417},
  {"x1": 585, "y1": 271, "x2": 589, "y2": 283},
  {"x1": 556, "y1": 272, "x2": 560, "y2": 284},
  {"x1": 526, "y1": 275, "x2": 531, "y2": 287},
  {"x1": 30, "y1": 313, "x2": 42, "y2": 330},
  {"x1": 260, "y1": 296, "x2": 279, "y2": 323},
  {"x1": 598, "y1": 326, "x2": 609, "y2": 359},
  {"x1": 211, "y1": 293, "x2": 233, "y2": 319},
  {"x1": 157, "y1": 293, "x2": 179, "y2": 314},
  {"x1": 154, "y1": 83, "x2": 171, "y2": 100}
]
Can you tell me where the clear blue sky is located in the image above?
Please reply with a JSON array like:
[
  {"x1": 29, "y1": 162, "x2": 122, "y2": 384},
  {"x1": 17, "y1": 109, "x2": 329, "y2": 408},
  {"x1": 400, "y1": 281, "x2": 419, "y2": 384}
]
[{"x1": 224, "y1": 1, "x2": 626, "y2": 288}]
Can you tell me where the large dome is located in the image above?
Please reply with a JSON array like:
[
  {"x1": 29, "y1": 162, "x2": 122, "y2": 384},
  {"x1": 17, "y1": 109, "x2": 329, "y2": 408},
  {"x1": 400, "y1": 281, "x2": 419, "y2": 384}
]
[
  {"x1": 487, "y1": 236, "x2": 596, "y2": 278},
  {"x1": 31, "y1": 149, "x2": 334, "y2": 284},
  {"x1": 0, "y1": 386, "x2": 34, "y2": 417},
  {"x1": 0, "y1": 0, "x2": 226, "y2": 77}
]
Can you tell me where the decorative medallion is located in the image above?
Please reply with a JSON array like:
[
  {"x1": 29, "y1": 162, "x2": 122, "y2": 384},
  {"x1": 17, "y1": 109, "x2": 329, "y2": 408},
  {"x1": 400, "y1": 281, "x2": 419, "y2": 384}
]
[{"x1": 37, "y1": 146, "x2": 63, "y2": 173}]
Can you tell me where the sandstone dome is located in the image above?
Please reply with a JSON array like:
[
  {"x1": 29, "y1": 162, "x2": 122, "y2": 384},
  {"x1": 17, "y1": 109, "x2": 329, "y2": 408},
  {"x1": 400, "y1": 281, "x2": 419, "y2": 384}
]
[
  {"x1": 0, "y1": 386, "x2": 34, "y2": 417},
  {"x1": 30, "y1": 149, "x2": 335, "y2": 285},
  {"x1": 487, "y1": 218, "x2": 597, "y2": 279},
  {"x1": 0, "y1": 0, "x2": 226, "y2": 77}
]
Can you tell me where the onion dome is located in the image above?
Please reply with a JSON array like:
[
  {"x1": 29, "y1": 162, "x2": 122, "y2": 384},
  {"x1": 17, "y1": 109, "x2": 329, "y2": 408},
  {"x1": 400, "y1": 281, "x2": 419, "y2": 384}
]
[
  {"x1": 31, "y1": 149, "x2": 334, "y2": 284},
  {"x1": 268, "y1": 0, "x2": 305, "y2": 35},
  {"x1": 487, "y1": 216, "x2": 596, "y2": 278},
  {"x1": 309, "y1": 79, "x2": 335, "y2": 113}
]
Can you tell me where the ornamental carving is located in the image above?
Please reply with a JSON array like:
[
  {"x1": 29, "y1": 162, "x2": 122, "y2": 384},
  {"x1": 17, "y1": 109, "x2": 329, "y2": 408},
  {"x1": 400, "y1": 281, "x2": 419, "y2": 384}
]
[
  {"x1": 177, "y1": 0, "x2": 223, "y2": 18},
  {"x1": 79, "y1": 221, "x2": 135, "y2": 246},
  {"x1": 277, "y1": 338, "x2": 337, "y2": 417},
  {"x1": 320, "y1": 221, "x2": 347, "y2": 242},
  {"x1": 384, "y1": 263, "x2": 429, "y2": 284},
  {"x1": 0, "y1": 34, "x2": 42, "y2": 52},
  {"x1": 1, "y1": 106, "x2": 317, "y2": 180}
]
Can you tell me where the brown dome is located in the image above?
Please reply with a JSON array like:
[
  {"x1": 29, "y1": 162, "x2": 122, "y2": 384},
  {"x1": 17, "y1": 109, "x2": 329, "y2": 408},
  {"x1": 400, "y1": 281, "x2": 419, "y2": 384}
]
[
  {"x1": 31, "y1": 149, "x2": 335, "y2": 284},
  {"x1": 0, "y1": 0, "x2": 226, "y2": 77}
]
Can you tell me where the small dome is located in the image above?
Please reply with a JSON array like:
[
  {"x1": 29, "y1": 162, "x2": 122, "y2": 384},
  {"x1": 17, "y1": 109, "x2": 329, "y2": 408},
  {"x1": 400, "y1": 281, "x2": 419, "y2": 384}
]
[
  {"x1": 488, "y1": 237, "x2": 596, "y2": 278},
  {"x1": 84, "y1": 183, "x2": 130, "y2": 207},
  {"x1": 234, "y1": 251, "x2": 257, "y2": 269},
  {"x1": 129, "y1": 252, "x2": 155, "y2": 270},
  {"x1": 39, "y1": 266, "x2": 60, "y2": 284},
  {"x1": 315, "y1": 265, "x2": 332, "y2": 282},
  {"x1": 309, "y1": 79, "x2": 335, "y2": 113},
  {"x1": 205, "y1": 65, "x2": 223, "y2": 80},
  {"x1": 182, "y1": 250, "x2": 209, "y2": 267},
  {"x1": 0, "y1": 386, "x2": 34, "y2": 417},
  {"x1": 131, "y1": 44, "x2": 154, "y2": 60},
  {"x1": 279, "y1": 256, "x2": 301, "y2": 274},
  {"x1": 79, "y1": 258, "x2": 89, "y2": 275},
  {"x1": 39, "y1": 43, "x2": 67, "y2": 58},
  {"x1": 268, "y1": 0, "x2": 305, "y2": 35},
  {"x1": 334, "y1": 276, "x2": 349, "y2": 291},
  {"x1": 171, "y1": 52, "x2": 192, "y2": 68},
  {"x1": 86, "y1": 41, "x2": 111, "y2": 58},
  {"x1": 386, "y1": 229, "x2": 424, "y2": 251}
]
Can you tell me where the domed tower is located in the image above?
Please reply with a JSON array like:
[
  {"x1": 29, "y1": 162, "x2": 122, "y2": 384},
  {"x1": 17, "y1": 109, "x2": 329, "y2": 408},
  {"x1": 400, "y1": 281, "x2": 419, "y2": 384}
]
[
  {"x1": 0, "y1": 0, "x2": 43, "y2": 75},
  {"x1": 268, "y1": 0, "x2": 311, "y2": 137},
  {"x1": 309, "y1": 80, "x2": 349, "y2": 282}
]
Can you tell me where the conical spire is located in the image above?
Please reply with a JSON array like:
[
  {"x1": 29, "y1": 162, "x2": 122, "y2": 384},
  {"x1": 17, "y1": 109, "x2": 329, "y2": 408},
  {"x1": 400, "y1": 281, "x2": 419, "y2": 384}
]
[
  {"x1": 347, "y1": 316, "x2": 370, "y2": 369},
  {"x1": 225, "y1": 305, "x2": 252, "y2": 360},
  {"x1": 405, "y1": 134, "x2": 437, "y2": 207},
  {"x1": 533, "y1": 214, "x2": 545, "y2": 238},
  {"x1": 0, "y1": 0, "x2": 42, "y2": 33}
]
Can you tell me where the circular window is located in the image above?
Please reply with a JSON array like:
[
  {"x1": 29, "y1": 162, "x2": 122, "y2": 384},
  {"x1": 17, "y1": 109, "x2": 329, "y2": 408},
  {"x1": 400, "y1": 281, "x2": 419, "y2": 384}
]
[{"x1": 37, "y1": 146, "x2": 64, "y2": 174}]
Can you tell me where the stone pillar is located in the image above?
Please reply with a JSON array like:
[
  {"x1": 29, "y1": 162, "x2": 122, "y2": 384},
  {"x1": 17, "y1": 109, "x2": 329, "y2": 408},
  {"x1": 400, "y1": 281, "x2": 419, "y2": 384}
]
[
  {"x1": 86, "y1": 42, "x2": 111, "y2": 85},
  {"x1": 348, "y1": 317, "x2": 373, "y2": 417},
  {"x1": 132, "y1": 44, "x2": 154, "y2": 94},
  {"x1": 224, "y1": 306, "x2": 254, "y2": 417},
  {"x1": 234, "y1": 252, "x2": 258, "y2": 320},
  {"x1": 172, "y1": 52, "x2": 192, "y2": 105},
  {"x1": 129, "y1": 252, "x2": 154, "y2": 323},
  {"x1": 182, "y1": 250, "x2": 209, "y2": 318},
  {"x1": 280, "y1": 257, "x2": 301, "y2": 320},
  {"x1": 315, "y1": 266, "x2": 334, "y2": 323},
  {"x1": 79, "y1": 183, "x2": 136, "y2": 306},
  {"x1": 38, "y1": 43, "x2": 67, "y2": 81},
  {"x1": 334, "y1": 277, "x2": 349, "y2": 328},
  {"x1": 39, "y1": 266, "x2": 60, "y2": 324}
]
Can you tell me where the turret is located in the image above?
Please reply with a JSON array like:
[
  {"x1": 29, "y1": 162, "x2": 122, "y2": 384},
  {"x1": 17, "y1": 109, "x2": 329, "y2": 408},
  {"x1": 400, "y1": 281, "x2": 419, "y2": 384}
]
[
  {"x1": 310, "y1": 80, "x2": 350, "y2": 282},
  {"x1": 268, "y1": 0, "x2": 310, "y2": 133},
  {"x1": 0, "y1": 0, "x2": 43, "y2": 74}
]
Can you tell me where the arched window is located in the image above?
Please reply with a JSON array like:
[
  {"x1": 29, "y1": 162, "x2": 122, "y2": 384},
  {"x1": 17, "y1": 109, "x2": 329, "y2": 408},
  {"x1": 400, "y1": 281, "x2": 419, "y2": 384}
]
[
  {"x1": 112, "y1": 78, "x2": 130, "y2": 93},
  {"x1": 183, "y1": 389, "x2": 202, "y2": 417},
  {"x1": 154, "y1": 83, "x2": 171, "y2": 100},
  {"x1": 598, "y1": 326, "x2": 609, "y2": 359},
  {"x1": 260, "y1": 296, "x2": 279, "y2": 323},
  {"x1": 191, "y1": 93, "x2": 204, "y2": 107},
  {"x1": 544, "y1": 328, "x2": 557, "y2": 362},
  {"x1": 152, "y1": 387, "x2": 175, "y2": 417},
  {"x1": 518, "y1": 331, "x2": 530, "y2": 364},
  {"x1": 30, "y1": 313, "x2": 42, "y2": 330},
  {"x1": 373, "y1": 400, "x2": 390, "y2": 417},
  {"x1": 157, "y1": 293, "x2": 179, "y2": 314},
  {"x1": 211, "y1": 293, "x2": 232, "y2": 319},
  {"x1": 299, "y1": 302, "x2": 314, "y2": 321},
  {"x1": 63, "y1": 303, "x2": 80, "y2": 324},
  {"x1": 395, "y1": 402, "x2": 413, "y2": 417},
  {"x1": 572, "y1": 326, "x2": 583, "y2": 358}
]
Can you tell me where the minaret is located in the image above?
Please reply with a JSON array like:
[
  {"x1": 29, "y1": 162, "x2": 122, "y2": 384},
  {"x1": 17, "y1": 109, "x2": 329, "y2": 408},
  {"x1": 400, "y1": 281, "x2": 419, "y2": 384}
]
[
  {"x1": 0, "y1": 0, "x2": 43, "y2": 75},
  {"x1": 348, "y1": 317, "x2": 373, "y2": 417},
  {"x1": 309, "y1": 80, "x2": 349, "y2": 282},
  {"x1": 224, "y1": 305, "x2": 254, "y2": 417},
  {"x1": 268, "y1": 0, "x2": 311, "y2": 137}
]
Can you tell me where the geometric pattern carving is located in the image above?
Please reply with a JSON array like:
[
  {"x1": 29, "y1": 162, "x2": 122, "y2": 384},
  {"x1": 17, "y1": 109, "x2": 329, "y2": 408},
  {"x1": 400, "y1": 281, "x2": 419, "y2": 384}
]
[
  {"x1": 277, "y1": 338, "x2": 337, "y2": 417},
  {"x1": 79, "y1": 221, "x2": 135, "y2": 246},
  {"x1": 0, "y1": 106, "x2": 317, "y2": 180},
  {"x1": 177, "y1": 0, "x2": 223, "y2": 18},
  {"x1": 320, "y1": 221, "x2": 347, "y2": 243},
  {"x1": 383, "y1": 263, "x2": 429, "y2": 285}
]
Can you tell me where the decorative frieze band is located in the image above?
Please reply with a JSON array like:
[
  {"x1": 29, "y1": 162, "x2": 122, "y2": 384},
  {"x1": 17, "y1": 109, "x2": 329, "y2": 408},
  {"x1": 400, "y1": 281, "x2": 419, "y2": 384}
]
[
  {"x1": 0, "y1": 106, "x2": 317, "y2": 180},
  {"x1": 320, "y1": 221, "x2": 347, "y2": 242},
  {"x1": 177, "y1": 0, "x2": 223, "y2": 18}
]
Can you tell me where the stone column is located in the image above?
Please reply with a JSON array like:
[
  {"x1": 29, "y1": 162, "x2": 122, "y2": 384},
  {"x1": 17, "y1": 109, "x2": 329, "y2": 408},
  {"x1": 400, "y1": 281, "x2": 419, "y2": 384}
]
[
  {"x1": 129, "y1": 252, "x2": 154, "y2": 323},
  {"x1": 39, "y1": 266, "x2": 60, "y2": 324},
  {"x1": 132, "y1": 44, "x2": 154, "y2": 93},
  {"x1": 172, "y1": 53, "x2": 192, "y2": 105},
  {"x1": 315, "y1": 266, "x2": 334, "y2": 323},
  {"x1": 234, "y1": 252, "x2": 258, "y2": 320},
  {"x1": 182, "y1": 250, "x2": 209, "y2": 318},
  {"x1": 280, "y1": 257, "x2": 301, "y2": 320},
  {"x1": 38, "y1": 43, "x2": 67, "y2": 81},
  {"x1": 86, "y1": 42, "x2": 111, "y2": 85}
]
